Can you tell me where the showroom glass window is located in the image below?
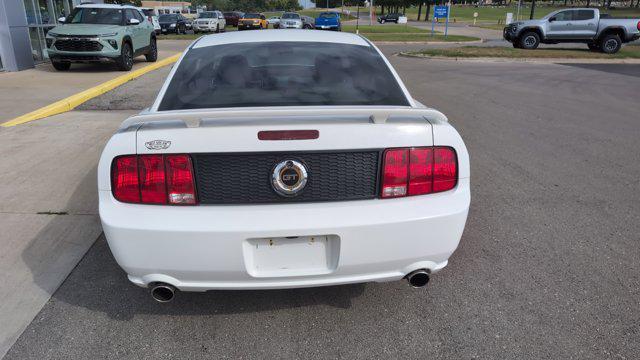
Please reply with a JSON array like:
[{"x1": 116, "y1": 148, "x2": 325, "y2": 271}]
[{"x1": 22, "y1": 0, "x2": 75, "y2": 62}]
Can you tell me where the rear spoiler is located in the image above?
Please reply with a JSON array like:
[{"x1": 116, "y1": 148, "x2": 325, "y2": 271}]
[{"x1": 120, "y1": 106, "x2": 448, "y2": 130}]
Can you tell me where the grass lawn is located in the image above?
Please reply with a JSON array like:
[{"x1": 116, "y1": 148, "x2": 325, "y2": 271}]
[
  {"x1": 342, "y1": 24, "x2": 429, "y2": 33},
  {"x1": 159, "y1": 26, "x2": 479, "y2": 42},
  {"x1": 344, "y1": 5, "x2": 640, "y2": 23},
  {"x1": 472, "y1": 23, "x2": 505, "y2": 31},
  {"x1": 362, "y1": 33, "x2": 479, "y2": 42},
  {"x1": 407, "y1": 45, "x2": 640, "y2": 59}
]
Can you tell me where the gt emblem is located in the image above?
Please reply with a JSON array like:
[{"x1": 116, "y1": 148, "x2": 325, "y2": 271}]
[
  {"x1": 145, "y1": 140, "x2": 171, "y2": 150},
  {"x1": 271, "y1": 160, "x2": 308, "y2": 197}
]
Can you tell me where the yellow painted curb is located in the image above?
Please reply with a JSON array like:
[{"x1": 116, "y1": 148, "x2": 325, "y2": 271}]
[{"x1": 1, "y1": 53, "x2": 182, "y2": 127}]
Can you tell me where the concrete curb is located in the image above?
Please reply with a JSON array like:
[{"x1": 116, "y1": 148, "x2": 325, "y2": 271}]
[
  {"x1": 1, "y1": 53, "x2": 182, "y2": 127},
  {"x1": 398, "y1": 52, "x2": 640, "y2": 64}
]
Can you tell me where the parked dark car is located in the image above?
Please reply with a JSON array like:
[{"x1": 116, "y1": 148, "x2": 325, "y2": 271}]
[
  {"x1": 377, "y1": 13, "x2": 402, "y2": 24},
  {"x1": 159, "y1": 13, "x2": 188, "y2": 34},
  {"x1": 224, "y1": 11, "x2": 244, "y2": 27}
]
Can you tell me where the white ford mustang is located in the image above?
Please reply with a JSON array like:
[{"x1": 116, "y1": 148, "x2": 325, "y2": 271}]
[{"x1": 98, "y1": 30, "x2": 470, "y2": 302}]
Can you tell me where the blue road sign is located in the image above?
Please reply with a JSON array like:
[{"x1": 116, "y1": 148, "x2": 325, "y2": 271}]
[{"x1": 434, "y1": 6, "x2": 449, "y2": 19}]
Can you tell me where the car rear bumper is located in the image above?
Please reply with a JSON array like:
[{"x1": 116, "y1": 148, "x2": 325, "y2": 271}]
[{"x1": 100, "y1": 178, "x2": 470, "y2": 291}]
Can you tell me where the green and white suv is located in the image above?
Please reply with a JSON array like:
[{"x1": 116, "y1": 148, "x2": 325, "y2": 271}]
[{"x1": 46, "y1": 4, "x2": 157, "y2": 71}]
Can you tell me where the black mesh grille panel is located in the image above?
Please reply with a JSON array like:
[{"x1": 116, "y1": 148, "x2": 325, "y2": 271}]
[
  {"x1": 54, "y1": 39, "x2": 103, "y2": 52},
  {"x1": 194, "y1": 151, "x2": 380, "y2": 204}
]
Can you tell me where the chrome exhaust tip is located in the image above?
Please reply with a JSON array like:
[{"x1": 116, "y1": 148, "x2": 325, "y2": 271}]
[
  {"x1": 150, "y1": 283, "x2": 176, "y2": 303},
  {"x1": 406, "y1": 269, "x2": 430, "y2": 288}
]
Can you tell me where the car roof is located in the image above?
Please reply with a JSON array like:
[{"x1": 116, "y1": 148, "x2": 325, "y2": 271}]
[
  {"x1": 192, "y1": 30, "x2": 371, "y2": 48},
  {"x1": 76, "y1": 3, "x2": 138, "y2": 9}
]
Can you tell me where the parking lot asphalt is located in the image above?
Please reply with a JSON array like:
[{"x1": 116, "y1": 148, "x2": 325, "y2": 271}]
[
  {"x1": 0, "y1": 40, "x2": 187, "y2": 123},
  {"x1": 4, "y1": 50, "x2": 640, "y2": 359}
]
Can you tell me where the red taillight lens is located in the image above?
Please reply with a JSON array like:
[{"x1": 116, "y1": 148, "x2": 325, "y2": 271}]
[
  {"x1": 111, "y1": 154, "x2": 196, "y2": 205},
  {"x1": 637, "y1": 21, "x2": 640, "y2": 31},
  {"x1": 112, "y1": 155, "x2": 140, "y2": 203},
  {"x1": 381, "y1": 149, "x2": 409, "y2": 198},
  {"x1": 165, "y1": 155, "x2": 196, "y2": 205},
  {"x1": 138, "y1": 155, "x2": 166, "y2": 204},
  {"x1": 433, "y1": 147, "x2": 458, "y2": 192},
  {"x1": 381, "y1": 147, "x2": 457, "y2": 199},
  {"x1": 408, "y1": 148, "x2": 434, "y2": 195}
]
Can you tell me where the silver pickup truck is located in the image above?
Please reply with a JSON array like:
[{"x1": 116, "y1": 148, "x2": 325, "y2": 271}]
[{"x1": 504, "y1": 8, "x2": 640, "y2": 53}]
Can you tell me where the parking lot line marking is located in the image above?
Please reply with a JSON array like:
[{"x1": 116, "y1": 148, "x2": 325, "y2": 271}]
[{"x1": 1, "y1": 53, "x2": 182, "y2": 127}]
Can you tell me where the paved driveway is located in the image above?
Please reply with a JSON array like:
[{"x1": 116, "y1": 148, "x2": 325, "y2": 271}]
[{"x1": 4, "y1": 49, "x2": 640, "y2": 359}]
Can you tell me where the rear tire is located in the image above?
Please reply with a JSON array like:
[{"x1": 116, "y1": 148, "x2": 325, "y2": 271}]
[
  {"x1": 145, "y1": 37, "x2": 157, "y2": 62},
  {"x1": 519, "y1": 31, "x2": 540, "y2": 50},
  {"x1": 599, "y1": 34, "x2": 622, "y2": 54},
  {"x1": 52, "y1": 61, "x2": 71, "y2": 71},
  {"x1": 116, "y1": 42, "x2": 133, "y2": 71}
]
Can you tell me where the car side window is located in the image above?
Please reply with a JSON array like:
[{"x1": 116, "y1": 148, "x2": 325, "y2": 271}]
[
  {"x1": 134, "y1": 10, "x2": 144, "y2": 23},
  {"x1": 575, "y1": 10, "x2": 595, "y2": 21},
  {"x1": 554, "y1": 11, "x2": 573, "y2": 21},
  {"x1": 125, "y1": 10, "x2": 136, "y2": 24}
]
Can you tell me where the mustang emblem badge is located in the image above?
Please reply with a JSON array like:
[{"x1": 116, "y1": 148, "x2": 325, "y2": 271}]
[
  {"x1": 271, "y1": 160, "x2": 308, "y2": 197},
  {"x1": 145, "y1": 140, "x2": 171, "y2": 150}
]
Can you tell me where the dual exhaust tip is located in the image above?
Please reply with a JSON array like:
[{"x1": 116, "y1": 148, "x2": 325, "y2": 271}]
[
  {"x1": 150, "y1": 283, "x2": 176, "y2": 303},
  {"x1": 406, "y1": 269, "x2": 430, "y2": 288},
  {"x1": 150, "y1": 270, "x2": 430, "y2": 302}
]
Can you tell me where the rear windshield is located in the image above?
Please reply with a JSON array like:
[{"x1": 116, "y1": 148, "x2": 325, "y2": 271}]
[{"x1": 158, "y1": 42, "x2": 409, "y2": 111}]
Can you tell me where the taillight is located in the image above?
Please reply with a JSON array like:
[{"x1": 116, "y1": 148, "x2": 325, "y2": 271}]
[
  {"x1": 112, "y1": 155, "x2": 140, "y2": 203},
  {"x1": 138, "y1": 155, "x2": 166, "y2": 204},
  {"x1": 165, "y1": 155, "x2": 196, "y2": 205},
  {"x1": 381, "y1": 147, "x2": 457, "y2": 199},
  {"x1": 637, "y1": 21, "x2": 640, "y2": 31},
  {"x1": 381, "y1": 149, "x2": 409, "y2": 198},
  {"x1": 112, "y1": 154, "x2": 197, "y2": 205}
]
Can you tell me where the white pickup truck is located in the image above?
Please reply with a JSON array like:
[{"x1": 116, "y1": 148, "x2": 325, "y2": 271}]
[
  {"x1": 504, "y1": 8, "x2": 640, "y2": 53},
  {"x1": 98, "y1": 31, "x2": 470, "y2": 302}
]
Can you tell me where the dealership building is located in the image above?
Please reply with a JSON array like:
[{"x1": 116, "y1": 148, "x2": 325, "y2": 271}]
[{"x1": 0, "y1": 0, "x2": 105, "y2": 72}]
